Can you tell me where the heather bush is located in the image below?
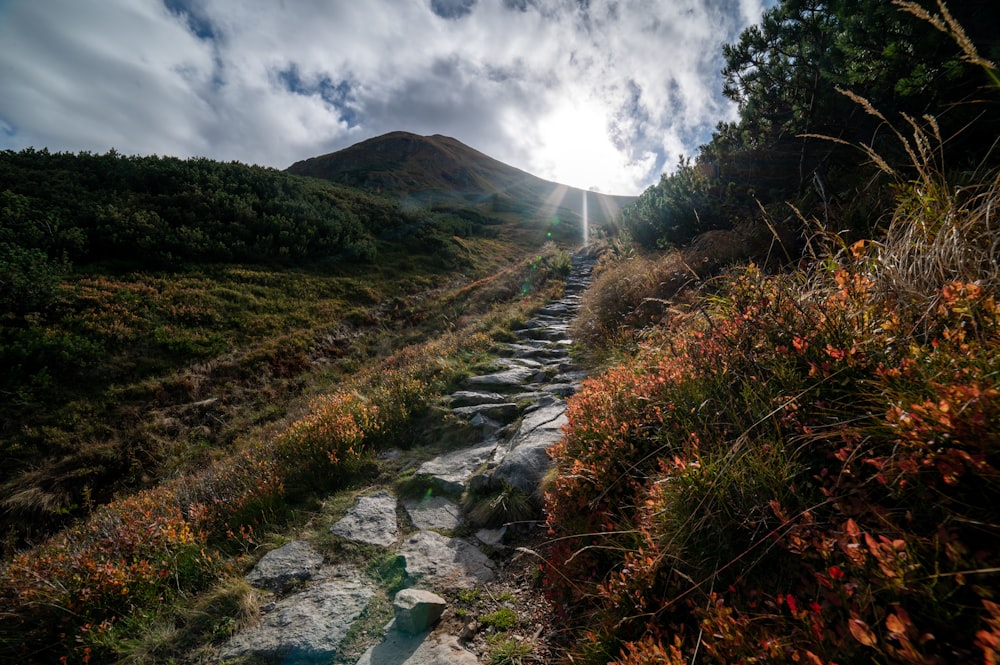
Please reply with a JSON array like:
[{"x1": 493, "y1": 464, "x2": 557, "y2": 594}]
[{"x1": 545, "y1": 175, "x2": 1000, "y2": 662}]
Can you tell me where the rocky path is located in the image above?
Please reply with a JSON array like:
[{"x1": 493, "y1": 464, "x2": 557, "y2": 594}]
[{"x1": 219, "y1": 252, "x2": 596, "y2": 664}]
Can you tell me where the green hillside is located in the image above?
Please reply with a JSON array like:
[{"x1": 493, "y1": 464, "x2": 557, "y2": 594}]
[{"x1": 0, "y1": 148, "x2": 574, "y2": 550}]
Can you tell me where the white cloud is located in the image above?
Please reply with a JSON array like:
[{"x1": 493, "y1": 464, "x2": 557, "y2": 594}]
[{"x1": 0, "y1": 0, "x2": 766, "y2": 195}]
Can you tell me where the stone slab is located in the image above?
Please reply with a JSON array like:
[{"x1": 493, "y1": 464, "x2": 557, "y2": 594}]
[
  {"x1": 244, "y1": 540, "x2": 323, "y2": 592},
  {"x1": 330, "y1": 491, "x2": 399, "y2": 547},
  {"x1": 416, "y1": 438, "x2": 498, "y2": 493},
  {"x1": 404, "y1": 495, "x2": 463, "y2": 531},
  {"x1": 355, "y1": 632, "x2": 478, "y2": 665},
  {"x1": 398, "y1": 530, "x2": 495, "y2": 589},
  {"x1": 222, "y1": 576, "x2": 374, "y2": 662}
]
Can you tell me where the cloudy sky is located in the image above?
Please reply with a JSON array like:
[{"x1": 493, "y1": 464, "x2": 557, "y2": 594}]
[{"x1": 0, "y1": 0, "x2": 768, "y2": 195}]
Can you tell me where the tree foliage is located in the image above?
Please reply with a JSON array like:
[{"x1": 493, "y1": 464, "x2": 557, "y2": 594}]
[
  {"x1": 0, "y1": 148, "x2": 504, "y2": 281},
  {"x1": 621, "y1": 0, "x2": 1000, "y2": 251}
]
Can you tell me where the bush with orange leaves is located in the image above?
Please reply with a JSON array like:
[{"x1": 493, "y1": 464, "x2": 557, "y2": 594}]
[{"x1": 545, "y1": 217, "x2": 1000, "y2": 664}]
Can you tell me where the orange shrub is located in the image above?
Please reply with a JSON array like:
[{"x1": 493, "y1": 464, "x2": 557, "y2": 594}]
[{"x1": 545, "y1": 257, "x2": 1000, "y2": 663}]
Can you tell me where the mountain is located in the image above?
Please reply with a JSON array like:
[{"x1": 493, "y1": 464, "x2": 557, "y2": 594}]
[{"x1": 286, "y1": 131, "x2": 635, "y2": 233}]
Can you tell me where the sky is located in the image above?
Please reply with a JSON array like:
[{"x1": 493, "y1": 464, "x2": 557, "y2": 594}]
[{"x1": 0, "y1": 0, "x2": 768, "y2": 196}]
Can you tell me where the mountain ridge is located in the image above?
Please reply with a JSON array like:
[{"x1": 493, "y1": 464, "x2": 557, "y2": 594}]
[{"x1": 287, "y1": 131, "x2": 635, "y2": 231}]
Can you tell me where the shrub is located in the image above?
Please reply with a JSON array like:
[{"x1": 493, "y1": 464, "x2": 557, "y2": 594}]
[{"x1": 545, "y1": 218, "x2": 1000, "y2": 662}]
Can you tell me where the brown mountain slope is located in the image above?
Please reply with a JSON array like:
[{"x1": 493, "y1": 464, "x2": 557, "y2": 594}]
[{"x1": 286, "y1": 131, "x2": 634, "y2": 232}]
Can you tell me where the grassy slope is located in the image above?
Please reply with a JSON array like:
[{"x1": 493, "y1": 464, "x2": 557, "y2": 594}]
[
  {"x1": 0, "y1": 147, "x2": 588, "y2": 661},
  {"x1": 544, "y1": 134, "x2": 1000, "y2": 661},
  {"x1": 0, "y1": 147, "x2": 584, "y2": 550}
]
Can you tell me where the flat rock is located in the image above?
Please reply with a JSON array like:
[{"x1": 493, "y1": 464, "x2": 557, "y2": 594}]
[
  {"x1": 490, "y1": 399, "x2": 568, "y2": 496},
  {"x1": 516, "y1": 399, "x2": 567, "y2": 435},
  {"x1": 417, "y1": 438, "x2": 498, "y2": 493},
  {"x1": 490, "y1": 356, "x2": 544, "y2": 369},
  {"x1": 404, "y1": 495, "x2": 463, "y2": 531},
  {"x1": 330, "y1": 491, "x2": 399, "y2": 547},
  {"x1": 399, "y1": 531, "x2": 495, "y2": 589},
  {"x1": 393, "y1": 588, "x2": 447, "y2": 634},
  {"x1": 355, "y1": 632, "x2": 478, "y2": 665},
  {"x1": 448, "y1": 390, "x2": 507, "y2": 406},
  {"x1": 244, "y1": 540, "x2": 323, "y2": 592},
  {"x1": 221, "y1": 576, "x2": 374, "y2": 662},
  {"x1": 452, "y1": 402, "x2": 519, "y2": 423},
  {"x1": 540, "y1": 382, "x2": 577, "y2": 397},
  {"x1": 465, "y1": 366, "x2": 536, "y2": 388}
]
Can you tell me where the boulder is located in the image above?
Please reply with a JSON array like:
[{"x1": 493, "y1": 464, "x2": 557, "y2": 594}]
[{"x1": 393, "y1": 588, "x2": 447, "y2": 634}]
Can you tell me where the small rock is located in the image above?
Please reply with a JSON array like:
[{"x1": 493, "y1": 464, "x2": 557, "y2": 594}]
[
  {"x1": 459, "y1": 621, "x2": 479, "y2": 642},
  {"x1": 475, "y1": 526, "x2": 507, "y2": 547},
  {"x1": 393, "y1": 588, "x2": 447, "y2": 634}
]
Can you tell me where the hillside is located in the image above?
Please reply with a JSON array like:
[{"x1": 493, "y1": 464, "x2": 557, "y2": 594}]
[
  {"x1": 3, "y1": 1, "x2": 999, "y2": 663},
  {"x1": 287, "y1": 131, "x2": 634, "y2": 234},
  {"x1": 0, "y1": 140, "x2": 599, "y2": 662},
  {"x1": 0, "y1": 146, "x2": 598, "y2": 551}
]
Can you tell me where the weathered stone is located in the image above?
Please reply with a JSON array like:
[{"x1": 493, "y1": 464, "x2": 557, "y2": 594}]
[
  {"x1": 404, "y1": 495, "x2": 463, "y2": 531},
  {"x1": 244, "y1": 540, "x2": 323, "y2": 591},
  {"x1": 475, "y1": 526, "x2": 507, "y2": 547},
  {"x1": 540, "y1": 382, "x2": 577, "y2": 397},
  {"x1": 448, "y1": 390, "x2": 507, "y2": 406},
  {"x1": 355, "y1": 632, "x2": 478, "y2": 665},
  {"x1": 516, "y1": 399, "x2": 567, "y2": 435},
  {"x1": 514, "y1": 326, "x2": 564, "y2": 341},
  {"x1": 452, "y1": 402, "x2": 519, "y2": 423},
  {"x1": 330, "y1": 491, "x2": 399, "y2": 547},
  {"x1": 491, "y1": 427, "x2": 564, "y2": 496},
  {"x1": 490, "y1": 399, "x2": 568, "y2": 496},
  {"x1": 221, "y1": 577, "x2": 374, "y2": 662},
  {"x1": 490, "y1": 356, "x2": 543, "y2": 369},
  {"x1": 399, "y1": 531, "x2": 495, "y2": 589},
  {"x1": 465, "y1": 366, "x2": 536, "y2": 388},
  {"x1": 417, "y1": 438, "x2": 498, "y2": 493},
  {"x1": 393, "y1": 588, "x2": 447, "y2": 634},
  {"x1": 554, "y1": 370, "x2": 589, "y2": 384}
]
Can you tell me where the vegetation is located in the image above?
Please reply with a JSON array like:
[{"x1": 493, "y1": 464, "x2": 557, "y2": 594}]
[
  {"x1": 619, "y1": 0, "x2": 1000, "y2": 253},
  {"x1": 0, "y1": 135, "x2": 576, "y2": 662},
  {"x1": 0, "y1": 146, "x2": 567, "y2": 549},
  {"x1": 3, "y1": 1, "x2": 999, "y2": 662},
  {"x1": 545, "y1": 1, "x2": 1000, "y2": 662}
]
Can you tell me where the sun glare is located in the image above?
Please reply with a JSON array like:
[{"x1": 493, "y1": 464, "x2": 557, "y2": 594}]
[{"x1": 535, "y1": 99, "x2": 629, "y2": 193}]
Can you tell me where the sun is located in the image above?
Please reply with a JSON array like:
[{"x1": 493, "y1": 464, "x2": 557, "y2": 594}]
[{"x1": 534, "y1": 97, "x2": 628, "y2": 193}]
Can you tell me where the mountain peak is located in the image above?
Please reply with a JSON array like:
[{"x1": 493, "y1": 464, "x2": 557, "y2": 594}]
[{"x1": 286, "y1": 131, "x2": 635, "y2": 223}]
